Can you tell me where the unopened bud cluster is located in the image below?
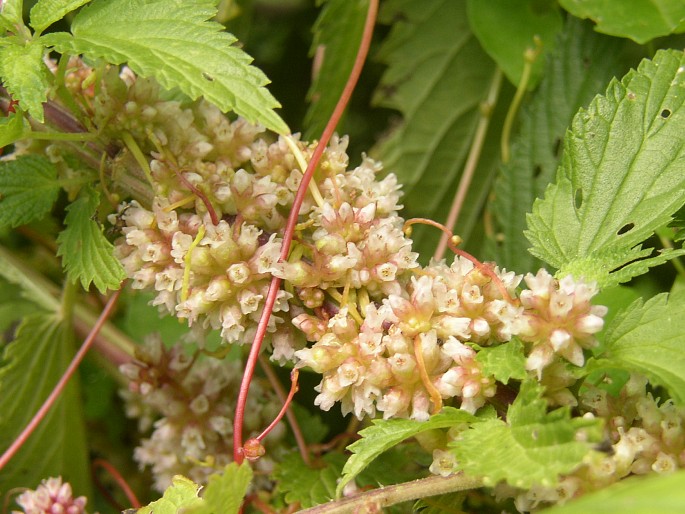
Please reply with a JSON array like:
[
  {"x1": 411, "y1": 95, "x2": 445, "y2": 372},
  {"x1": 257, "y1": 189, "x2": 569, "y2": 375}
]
[
  {"x1": 120, "y1": 336, "x2": 284, "y2": 492},
  {"x1": 13, "y1": 477, "x2": 87, "y2": 514}
]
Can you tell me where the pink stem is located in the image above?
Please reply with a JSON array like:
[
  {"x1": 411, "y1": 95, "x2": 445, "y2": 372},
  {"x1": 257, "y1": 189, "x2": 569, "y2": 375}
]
[
  {"x1": 92, "y1": 458, "x2": 141, "y2": 509},
  {"x1": 256, "y1": 369, "x2": 299, "y2": 442},
  {"x1": 0, "y1": 288, "x2": 123, "y2": 472},
  {"x1": 232, "y1": 0, "x2": 379, "y2": 464}
]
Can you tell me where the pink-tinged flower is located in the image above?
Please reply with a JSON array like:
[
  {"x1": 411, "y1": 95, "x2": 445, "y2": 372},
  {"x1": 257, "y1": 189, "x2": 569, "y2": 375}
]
[{"x1": 14, "y1": 477, "x2": 87, "y2": 514}]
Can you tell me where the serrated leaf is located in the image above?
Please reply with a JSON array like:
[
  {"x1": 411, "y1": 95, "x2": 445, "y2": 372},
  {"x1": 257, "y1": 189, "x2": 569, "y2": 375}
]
[
  {"x1": 57, "y1": 187, "x2": 126, "y2": 293},
  {"x1": 0, "y1": 245, "x2": 60, "y2": 311},
  {"x1": 0, "y1": 276, "x2": 35, "y2": 334},
  {"x1": 186, "y1": 463, "x2": 252, "y2": 514},
  {"x1": 304, "y1": 0, "x2": 369, "y2": 140},
  {"x1": 474, "y1": 339, "x2": 527, "y2": 385},
  {"x1": 541, "y1": 470, "x2": 685, "y2": 514},
  {"x1": 414, "y1": 492, "x2": 466, "y2": 514},
  {"x1": 1, "y1": 0, "x2": 24, "y2": 27},
  {"x1": 337, "y1": 407, "x2": 477, "y2": 497},
  {"x1": 490, "y1": 18, "x2": 631, "y2": 273},
  {"x1": 372, "y1": 0, "x2": 497, "y2": 259},
  {"x1": 41, "y1": 0, "x2": 288, "y2": 134},
  {"x1": 137, "y1": 475, "x2": 204, "y2": 514},
  {"x1": 451, "y1": 381, "x2": 602, "y2": 489},
  {"x1": 598, "y1": 292, "x2": 685, "y2": 404},
  {"x1": 525, "y1": 49, "x2": 685, "y2": 287},
  {"x1": 0, "y1": 155, "x2": 60, "y2": 228},
  {"x1": 467, "y1": 0, "x2": 563, "y2": 88},
  {"x1": 29, "y1": 0, "x2": 92, "y2": 34},
  {"x1": 0, "y1": 41, "x2": 50, "y2": 122},
  {"x1": 274, "y1": 452, "x2": 346, "y2": 508},
  {"x1": 0, "y1": 314, "x2": 91, "y2": 497},
  {"x1": 560, "y1": 0, "x2": 685, "y2": 44}
]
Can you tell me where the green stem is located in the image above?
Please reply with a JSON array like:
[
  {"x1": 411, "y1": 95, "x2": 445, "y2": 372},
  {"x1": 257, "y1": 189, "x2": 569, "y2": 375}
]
[
  {"x1": 122, "y1": 132, "x2": 154, "y2": 186},
  {"x1": 60, "y1": 278, "x2": 78, "y2": 331},
  {"x1": 298, "y1": 473, "x2": 483, "y2": 513},
  {"x1": 26, "y1": 130, "x2": 98, "y2": 141}
]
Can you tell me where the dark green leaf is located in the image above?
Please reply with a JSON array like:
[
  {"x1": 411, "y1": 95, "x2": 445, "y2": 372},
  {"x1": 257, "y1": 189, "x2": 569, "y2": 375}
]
[
  {"x1": 490, "y1": 18, "x2": 631, "y2": 273},
  {"x1": 599, "y1": 292, "x2": 685, "y2": 404},
  {"x1": 0, "y1": 314, "x2": 91, "y2": 497},
  {"x1": 467, "y1": 0, "x2": 563, "y2": 87},
  {"x1": 41, "y1": 0, "x2": 288, "y2": 134},
  {"x1": 0, "y1": 155, "x2": 60, "y2": 228},
  {"x1": 560, "y1": 0, "x2": 685, "y2": 44},
  {"x1": 372, "y1": 0, "x2": 497, "y2": 259},
  {"x1": 57, "y1": 187, "x2": 126, "y2": 293},
  {"x1": 338, "y1": 407, "x2": 476, "y2": 496},
  {"x1": 526, "y1": 49, "x2": 685, "y2": 287},
  {"x1": 274, "y1": 452, "x2": 345, "y2": 508},
  {"x1": 452, "y1": 381, "x2": 602, "y2": 489},
  {"x1": 304, "y1": 0, "x2": 369, "y2": 140},
  {"x1": 0, "y1": 41, "x2": 50, "y2": 122}
]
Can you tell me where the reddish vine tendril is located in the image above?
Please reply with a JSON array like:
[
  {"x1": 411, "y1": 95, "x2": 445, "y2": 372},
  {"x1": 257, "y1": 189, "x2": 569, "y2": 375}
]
[
  {"x1": 232, "y1": 0, "x2": 379, "y2": 465},
  {"x1": 92, "y1": 458, "x2": 141, "y2": 510}
]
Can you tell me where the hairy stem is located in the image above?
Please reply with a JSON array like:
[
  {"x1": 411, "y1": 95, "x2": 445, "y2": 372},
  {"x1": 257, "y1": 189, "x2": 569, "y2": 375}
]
[
  {"x1": 232, "y1": 0, "x2": 379, "y2": 464},
  {"x1": 298, "y1": 473, "x2": 483, "y2": 513}
]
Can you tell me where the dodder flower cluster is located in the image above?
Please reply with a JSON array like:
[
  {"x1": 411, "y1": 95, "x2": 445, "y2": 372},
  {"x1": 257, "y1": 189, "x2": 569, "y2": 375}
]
[{"x1": 13, "y1": 477, "x2": 87, "y2": 514}]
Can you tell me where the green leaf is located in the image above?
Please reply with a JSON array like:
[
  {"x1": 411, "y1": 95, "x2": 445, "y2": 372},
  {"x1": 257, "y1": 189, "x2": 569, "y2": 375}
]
[
  {"x1": 467, "y1": 0, "x2": 563, "y2": 87},
  {"x1": 490, "y1": 18, "x2": 632, "y2": 273},
  {"x1": 0, "y1": 110, "x2": 27, "y2": 148},
  {"x1": 186, "y1": 463, "x2": 252, "y2": 514},
  {"x1": 274, "y1": 452, "x2": 346, "y2": 508},
  {"x1": 29, "y1": 0, "x2": 93, "y2": 34},
  {"x1": 0, "y1": 41, "x2": 50, "y2": 122},
  {"x1": 0, "y1": 245, "x2": 60, "y2": 312},
  {"x1": 452, "y1": 381, "x2": 602, "y2": 489},
  {"x1": 414, "y1": 492, "x2": 465, "y2": 514},
  {"x1": 526, "y1": 49, "x2": 685, "y2": 287},
  {"x1": 337, "y1": 407, "x2": 477, "y2": 496},
  {"x1": 57, "y1": 187, "x2": 126, "y2": 293},
  {"x1": 41, "y1": 0, "x2": 288, "y2": 134},
  {"x1": 0, "y1": 155, "x2": 60, "y2": 228},
  {"x1": 0, "y1": 277, "x2": 35, "y2": 335},
  {"x1": 137, "y1": 475, "x2": 204, "y2": 514},
  {"x1": 372, "y1": 0, "x2": 497, "y2": 259},
  {"x1": 0, "y1": 0, "x2": 24, "y2": 27},
  {"x1": 475, "y1": 339, "x2": 527, "y2": 385},
  {"x1": 541, "y1": 470, "x2": 685, "y2": 514},
  {"x1": 304, "y1": 0, "x2": 369, "y2": 140},
  {"x1": 559, "y1": 0, "x2": 685, "y2": 44},
  {"x1": 0, "y1": 314, "x2": 91, "y2": 497},
  {"x1": 598, "y1": 292, "x2": 685, "y2": 404}
]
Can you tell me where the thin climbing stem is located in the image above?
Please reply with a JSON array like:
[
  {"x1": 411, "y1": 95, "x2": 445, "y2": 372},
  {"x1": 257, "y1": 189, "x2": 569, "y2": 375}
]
[
  {"x1": 233, "y1": 0, "x2": 379, "y2": 464},
  {"x1": 92, "y1": 458, "x2": 141, "y2": 509},
  {"x1": 256, "y1": 368, "x2": 300, "y2": 443},
  {"x1": 0, "y1": 287, "x2": 123, "y2": 472},
  {"x1": 434, "y1": 69, "x2": 503, "y2": 261},
  {"x1": 298, "y1": 473, "x2": 483, "y2": 513}
]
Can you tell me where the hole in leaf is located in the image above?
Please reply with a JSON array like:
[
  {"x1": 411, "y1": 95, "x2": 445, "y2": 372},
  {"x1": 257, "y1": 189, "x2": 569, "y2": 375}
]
[
  {"x1": 574, "y1": 188, "x2": 583, "y2": 210},
  {"x1": 660, "y1": 109, "x2": 671, "y2": 119},
  {"x1": 533, "y1": 165, "x2": 542, "y2": 178},
  {"x1": 553, "y1": 138, "x2": 562, "y2": 158},
  {"x1": 617, "y1": 223, "x2": 635, "y2": 235}
]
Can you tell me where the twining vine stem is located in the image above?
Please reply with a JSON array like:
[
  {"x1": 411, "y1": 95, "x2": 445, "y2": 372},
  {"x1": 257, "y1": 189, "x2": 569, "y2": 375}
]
[{"x1": 232, "y1": 0, "x2": 379, "y2": 464}]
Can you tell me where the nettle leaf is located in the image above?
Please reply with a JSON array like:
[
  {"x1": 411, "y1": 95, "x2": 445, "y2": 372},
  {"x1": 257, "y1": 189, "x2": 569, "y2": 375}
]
[
  {"x1": 0, "y1": 110, "x2": 27, "y2": 148},
  {"x1": 467, "y1": 0, "x2": 563, "y2": 88},
  {"x1": 41, "y1": 0, "x2": 288, "y2": 134},
  {"x1": 0, "y1": 155, "x2": 60, "y2": 228},
  {"x1": 559, "y1": 0, "x2": 685, "y2": 44},
  {"x1": 0, "y1": 0, "x2": 24, "y2": 28},
  {"x1": 0, "y1": 245, "x2": 60, "y2": 312},
  {"x1": 337, "y1": 407, "x2": 476, "y2": 496},
  {"x1": 0, "y1": 41, "x2": 51, "y2": 122},
  {"x1": 29, "y1": 0, "x2": 93, "y2": 35},
  {"x1": 490, "y1": 18, "x2": 631, "y2": 273},
  {"x1": 452, "y1": 381, "x2": 602, "y2": 489},
  {"x1": 274, "y1": 452, "x2": 346, "y2": 508},
  {"x1": 304, "y1": 0, "x2": 369, "y2": 140},
  {"x1": 541, "y1": 470, "x2": 685, "y2": 514},
  {"x1": 0, "y1": 314, "x2": 91, "y2": 496},
  {"x1": 186, "y1": 463, "x2": 252, "y2": 514},
  {"x1": 137, "y1": 476, "x2": 204, "y2": 514},
  {"x1": 526, "y1": 49, "x2": 685, "y2": 288},
  {"x1": 475, "y1": 339, "x2": 527, "y2": 385},
  {"x1": 597, "y1": 292, "x2": 685, "y2": 404},
  {"x1": 57, "y1": 187, "x2": 126, "y2": 293},
  {"x1": 372, "y1": 0, "x2": 497, "y2": 259}
]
